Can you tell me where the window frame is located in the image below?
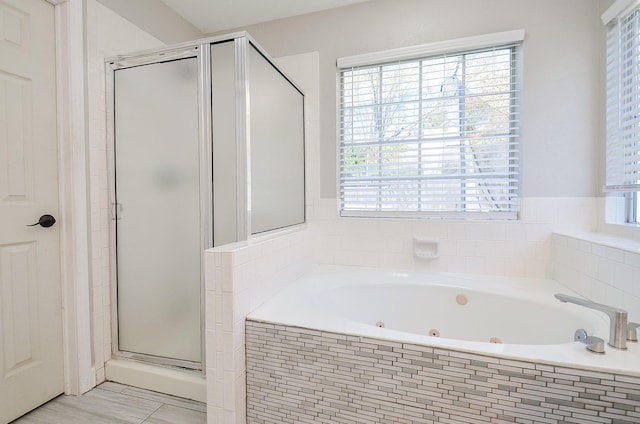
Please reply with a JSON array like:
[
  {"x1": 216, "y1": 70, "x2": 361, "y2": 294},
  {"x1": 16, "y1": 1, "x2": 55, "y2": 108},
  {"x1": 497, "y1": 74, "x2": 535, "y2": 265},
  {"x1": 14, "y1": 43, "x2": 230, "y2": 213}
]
[
  {"x1": 337, "y1": 30, "x2": 525, "y2": 220},
  {"x1": 603, "y1": 0, "x2": 640, "y2": 225},
  {"x1": 627, "y1": 192, "x2": 639, "y2": 223}
]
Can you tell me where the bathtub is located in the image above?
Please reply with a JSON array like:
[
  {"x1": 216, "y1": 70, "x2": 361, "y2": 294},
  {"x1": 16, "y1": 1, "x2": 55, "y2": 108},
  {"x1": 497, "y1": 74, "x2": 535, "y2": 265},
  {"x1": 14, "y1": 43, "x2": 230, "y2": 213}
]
[
  {"x1": 248, "y1": 264, "x2": 640, "y2": 374},
  {"x1": 246, "y1": 265, "x2": 640, "y2": 423}
]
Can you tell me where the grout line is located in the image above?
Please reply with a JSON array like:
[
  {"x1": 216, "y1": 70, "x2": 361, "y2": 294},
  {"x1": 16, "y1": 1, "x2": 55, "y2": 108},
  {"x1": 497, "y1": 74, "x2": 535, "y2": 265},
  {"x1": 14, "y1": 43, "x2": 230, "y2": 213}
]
[
  {"x1": 139, "y1": 403, "x2": 164, "y2": 424},
  {"x1": 119, "y1": 387, "x2": 207, "y2": 413}
]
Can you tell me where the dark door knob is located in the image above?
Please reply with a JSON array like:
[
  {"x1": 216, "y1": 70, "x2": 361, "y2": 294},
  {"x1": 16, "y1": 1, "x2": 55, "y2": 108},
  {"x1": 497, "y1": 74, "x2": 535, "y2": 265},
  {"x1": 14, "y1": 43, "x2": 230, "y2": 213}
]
[{"x1": 28, "y1": 214, "x2": 56, "y2": 228}]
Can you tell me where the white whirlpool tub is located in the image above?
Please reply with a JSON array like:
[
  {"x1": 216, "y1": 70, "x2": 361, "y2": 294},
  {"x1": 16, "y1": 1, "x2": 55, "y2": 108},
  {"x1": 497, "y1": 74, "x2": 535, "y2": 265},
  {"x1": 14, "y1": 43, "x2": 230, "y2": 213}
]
[
  {"x1": 246, "y1": 265, "x2": 640, "y2": 424},
  {"x1": 247, "y1": 265, "x2": 640, "y2": 375}
]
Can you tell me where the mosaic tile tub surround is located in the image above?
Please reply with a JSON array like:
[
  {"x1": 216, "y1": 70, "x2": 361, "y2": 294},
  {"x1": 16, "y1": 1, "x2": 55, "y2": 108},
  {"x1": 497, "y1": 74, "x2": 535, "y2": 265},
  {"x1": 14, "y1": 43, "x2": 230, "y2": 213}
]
[{"x1": 246, "y1": 320, "x2": 640, "y2": 424}]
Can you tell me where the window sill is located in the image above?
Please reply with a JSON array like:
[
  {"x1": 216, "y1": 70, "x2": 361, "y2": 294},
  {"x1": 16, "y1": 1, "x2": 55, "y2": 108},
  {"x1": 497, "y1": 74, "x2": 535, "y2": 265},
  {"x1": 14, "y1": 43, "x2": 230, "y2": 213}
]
[
  {"x1": 554, "y1": 228, "x2": 640, "y2": 255},
  {"x1": 339, "y1": 210, "x2": 518, "y2": 221}
]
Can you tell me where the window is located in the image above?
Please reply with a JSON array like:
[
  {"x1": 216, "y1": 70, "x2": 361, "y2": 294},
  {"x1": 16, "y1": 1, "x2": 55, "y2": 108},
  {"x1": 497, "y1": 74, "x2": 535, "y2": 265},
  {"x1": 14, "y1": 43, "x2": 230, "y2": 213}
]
[
  {"x1": 338, "y1": 31, "x2": 523, "y2": 219},
  {"x1": 604, "y1": 1, "x2": 640, "y2": 224},
  {"x1": 628, "y1": 192, "x2": 639, "y2": 223}
]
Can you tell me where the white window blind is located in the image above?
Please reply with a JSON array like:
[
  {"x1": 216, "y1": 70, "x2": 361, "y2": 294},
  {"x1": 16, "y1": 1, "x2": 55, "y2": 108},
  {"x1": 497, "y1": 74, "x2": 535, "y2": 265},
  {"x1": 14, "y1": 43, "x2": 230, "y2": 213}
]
[
  {"x1": 339, "y1": 40, "x2": 522, "y2": 219},
  {"x1": 605, "y1": 4, "x2": 640, "y2": 192}
]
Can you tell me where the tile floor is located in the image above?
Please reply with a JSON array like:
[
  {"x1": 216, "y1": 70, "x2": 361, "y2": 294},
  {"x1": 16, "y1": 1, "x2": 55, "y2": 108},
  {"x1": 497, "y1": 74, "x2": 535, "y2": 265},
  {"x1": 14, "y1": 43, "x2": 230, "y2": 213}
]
[{"x1": 10, "y1": 381, "x2": 206, "y2": 424}]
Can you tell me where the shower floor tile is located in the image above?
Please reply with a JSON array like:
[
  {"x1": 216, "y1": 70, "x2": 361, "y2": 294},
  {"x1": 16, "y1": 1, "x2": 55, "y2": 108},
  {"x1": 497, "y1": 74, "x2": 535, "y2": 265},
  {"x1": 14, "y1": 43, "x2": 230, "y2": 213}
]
[{"x1": 10, "y1": 382, "x2": 206, "y2": 424}]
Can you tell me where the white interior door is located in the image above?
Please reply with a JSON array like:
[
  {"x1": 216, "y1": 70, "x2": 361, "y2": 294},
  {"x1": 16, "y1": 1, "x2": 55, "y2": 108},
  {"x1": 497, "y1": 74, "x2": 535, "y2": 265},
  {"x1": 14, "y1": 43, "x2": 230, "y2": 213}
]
[{"x1": 0, "y1": 0, "x2": 64, "y2": 422}]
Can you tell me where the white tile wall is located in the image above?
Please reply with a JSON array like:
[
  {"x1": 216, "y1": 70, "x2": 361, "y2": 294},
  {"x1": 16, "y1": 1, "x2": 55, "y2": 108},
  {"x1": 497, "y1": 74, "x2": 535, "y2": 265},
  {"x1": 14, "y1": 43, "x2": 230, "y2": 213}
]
[
  {"x1": 551, "y1": 232, "x2": 640, "y2": 323},
  {"x1": 313, "y1": 197, "x2": 597, "y2": 278},
  {"x1": 86, "y1": 0, "x2": 164, "y2": 383},
  {"x1": 205, "y1": 228, "x2": 317, "y2": 424}
]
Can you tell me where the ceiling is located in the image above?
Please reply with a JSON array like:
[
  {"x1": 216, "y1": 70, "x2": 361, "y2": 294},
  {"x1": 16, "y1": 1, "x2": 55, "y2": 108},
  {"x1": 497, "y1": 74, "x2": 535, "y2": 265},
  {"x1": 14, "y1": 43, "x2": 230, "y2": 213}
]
[{"x1": 158, "y1": 0, "x2": 372, "y2": 34}]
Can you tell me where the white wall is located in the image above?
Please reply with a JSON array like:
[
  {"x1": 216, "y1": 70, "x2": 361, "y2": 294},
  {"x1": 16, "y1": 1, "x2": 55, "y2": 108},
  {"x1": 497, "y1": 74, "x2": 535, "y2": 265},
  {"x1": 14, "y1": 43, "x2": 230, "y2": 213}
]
[
  {"x1": 95, "y1": 0, "x2": 202, "y2": 43},
  {"x1": 214, "y1": 0, "x2": 605, "y2": 200},
  {"x1": 86, "y1": 0, "x2": 164, "y2": 383}
]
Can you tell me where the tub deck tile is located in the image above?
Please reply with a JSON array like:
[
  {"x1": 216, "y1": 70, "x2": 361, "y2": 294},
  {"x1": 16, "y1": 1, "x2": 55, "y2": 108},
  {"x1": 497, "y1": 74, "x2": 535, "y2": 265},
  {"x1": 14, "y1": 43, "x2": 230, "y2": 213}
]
[{"x1": 246, "y1": 318, "x2": 640, "y2": 424}]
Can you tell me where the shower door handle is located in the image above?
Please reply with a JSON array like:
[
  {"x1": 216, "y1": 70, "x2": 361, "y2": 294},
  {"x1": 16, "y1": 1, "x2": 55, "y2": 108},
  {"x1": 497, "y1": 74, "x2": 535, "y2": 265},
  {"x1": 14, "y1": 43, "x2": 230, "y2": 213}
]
[{"x1": 27, "y1": 214, "x2": 56, "y2": 228}]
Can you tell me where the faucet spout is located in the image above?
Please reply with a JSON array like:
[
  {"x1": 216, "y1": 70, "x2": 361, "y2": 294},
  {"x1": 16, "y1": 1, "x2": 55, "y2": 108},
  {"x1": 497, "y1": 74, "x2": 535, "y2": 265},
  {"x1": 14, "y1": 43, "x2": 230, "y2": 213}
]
[{"x1": 555, "y1": 294, "x2": 628, "y2": 350}]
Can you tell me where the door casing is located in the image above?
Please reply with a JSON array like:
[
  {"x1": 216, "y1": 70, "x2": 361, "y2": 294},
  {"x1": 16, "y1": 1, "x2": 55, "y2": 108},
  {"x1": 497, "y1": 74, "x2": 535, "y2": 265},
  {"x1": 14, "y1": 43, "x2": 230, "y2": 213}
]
[{"x1": 48, "y1": 0, "x2": 95, "y2": 396}]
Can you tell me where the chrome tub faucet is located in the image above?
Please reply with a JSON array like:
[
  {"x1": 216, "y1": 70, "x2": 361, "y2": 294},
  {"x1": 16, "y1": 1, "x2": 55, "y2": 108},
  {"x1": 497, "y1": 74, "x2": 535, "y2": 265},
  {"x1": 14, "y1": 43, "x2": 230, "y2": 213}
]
[
  {"x1": 574, "y1": 329, "x2": 605, "y2": 354},
  {"x1": 554, "y1": 294, "x2": 628, "y2": 350},
  {"x1": 628, "y1": 322, "x2": 640, "y2": 342}
]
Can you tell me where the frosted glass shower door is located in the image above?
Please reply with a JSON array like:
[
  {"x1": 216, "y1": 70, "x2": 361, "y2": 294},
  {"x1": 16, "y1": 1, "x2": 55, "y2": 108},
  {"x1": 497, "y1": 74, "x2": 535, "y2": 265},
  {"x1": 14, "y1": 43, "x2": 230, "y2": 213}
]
[
  {"x1": 114, "y1": 57, "x2": 202, "y2": 364},
  {"x1": 248, "y1": 45, "x2": 305, "y2": 234}
]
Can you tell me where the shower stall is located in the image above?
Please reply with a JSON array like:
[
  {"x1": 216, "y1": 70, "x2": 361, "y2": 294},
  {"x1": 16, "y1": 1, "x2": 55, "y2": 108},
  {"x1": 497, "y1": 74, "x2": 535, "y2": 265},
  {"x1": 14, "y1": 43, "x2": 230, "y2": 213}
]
[{"x1": 105, "y1": 33, "x2": 305, "y2": 400}]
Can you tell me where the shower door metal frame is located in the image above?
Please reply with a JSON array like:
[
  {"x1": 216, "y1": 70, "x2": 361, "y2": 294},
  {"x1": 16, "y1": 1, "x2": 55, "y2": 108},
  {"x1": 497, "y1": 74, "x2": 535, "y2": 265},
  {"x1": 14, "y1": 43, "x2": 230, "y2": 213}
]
[
  {"x1": 243, "y1": 39, "x2": 307, "y2": 235},
  {"x1": 106, "y1": 43, "x2": 211, "y2": 372},
  {"x1": 105, "y1": 31, "x2": 306, "y2": 374}
]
